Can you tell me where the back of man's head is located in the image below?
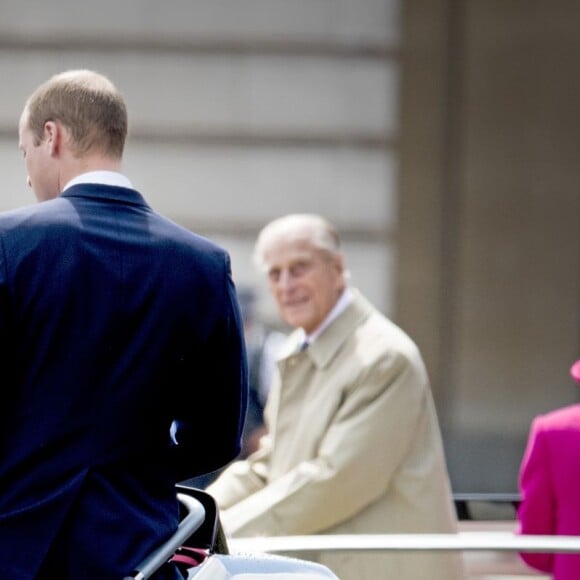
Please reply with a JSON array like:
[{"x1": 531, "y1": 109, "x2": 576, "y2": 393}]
[{"x1": 24, "y1": 69, "x2": 127, "y2": 159}]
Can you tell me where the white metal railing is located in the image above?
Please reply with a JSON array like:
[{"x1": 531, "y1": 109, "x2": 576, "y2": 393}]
[
  {"x1": 124, "y1": 494, "x2": 206, "y2": 580},
  {"x1": 229, "y1": 532, "x2": 580, "y2": 555}
]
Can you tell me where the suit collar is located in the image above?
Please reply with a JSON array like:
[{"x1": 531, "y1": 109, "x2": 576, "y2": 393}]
[{"x1": 60, "y1": 183, "x2": 150, "y2": 208}]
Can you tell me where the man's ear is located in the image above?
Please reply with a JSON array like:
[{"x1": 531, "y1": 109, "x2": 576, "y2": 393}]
[
  {"x1": 43, "y1": 120, "x2": 62, "y2": 156},
  {"x1": 334, "y1": 252, "x2": 346, "y2": 275}
]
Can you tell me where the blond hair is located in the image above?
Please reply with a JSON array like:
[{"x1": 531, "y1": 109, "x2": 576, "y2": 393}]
[{"x1": 24, "y1": 69, "x2": 127, "y2": 158}]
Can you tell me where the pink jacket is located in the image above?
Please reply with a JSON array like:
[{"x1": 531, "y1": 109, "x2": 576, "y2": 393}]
[{"x1": 518, "y1": 403, "x2": 580, "y2": 579}]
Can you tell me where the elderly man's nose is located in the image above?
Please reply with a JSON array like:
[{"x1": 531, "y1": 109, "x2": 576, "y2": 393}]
[
  {"x1": 26, "y1": 176, "x2": 32, "y2": 188},
  {"x1": 278, "y1": 269, "x2": 293, "y2": 288}
]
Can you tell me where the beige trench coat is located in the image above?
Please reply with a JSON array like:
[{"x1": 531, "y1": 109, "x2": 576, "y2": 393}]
[{"x1": 208, "y1": 290, "x2": 464, "y2": 579}]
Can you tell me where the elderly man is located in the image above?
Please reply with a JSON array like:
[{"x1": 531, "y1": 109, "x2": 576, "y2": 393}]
[
  {"x1": 208, "y1": 214, "x2": 464, "y2": 579},
  {"x1": 0, "y1": 70, "x2": 247, "y2": 579}
]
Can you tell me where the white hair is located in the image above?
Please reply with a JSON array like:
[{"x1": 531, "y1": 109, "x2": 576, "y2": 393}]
[{"x1": 253, "y1": 213, "x2": 342, "y2": 271}]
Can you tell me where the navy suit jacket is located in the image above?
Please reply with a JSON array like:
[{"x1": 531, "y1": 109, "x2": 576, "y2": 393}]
[{"x1": 0, "y1": 184, "x2": 248, "y2": 578}]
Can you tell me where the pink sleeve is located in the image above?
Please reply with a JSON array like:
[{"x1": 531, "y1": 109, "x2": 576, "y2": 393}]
[{"x1": 517, "y1": 417, "x2": 555, "y2": 573}]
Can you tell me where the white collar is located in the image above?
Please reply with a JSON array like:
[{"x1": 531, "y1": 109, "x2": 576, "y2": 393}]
[
  {"x1": 63, "y1": 171, "x2": 133, "y2": 192},
  {"x1": 303, "y1": 288, "x2": 353, "y2": 345}
]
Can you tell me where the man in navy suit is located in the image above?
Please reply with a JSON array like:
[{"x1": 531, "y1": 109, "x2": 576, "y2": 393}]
[{"x1": 0, "y1": 69, "x2": 248, "y2": 578}]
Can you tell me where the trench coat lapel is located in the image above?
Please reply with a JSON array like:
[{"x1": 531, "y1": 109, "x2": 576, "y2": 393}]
[{"x1": 307, "y1": 289, "x2": 373, "y2": 369}]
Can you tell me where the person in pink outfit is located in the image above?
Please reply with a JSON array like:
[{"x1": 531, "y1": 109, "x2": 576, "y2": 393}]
[{"x1": 518, "y1": 359, "x2": 580, "y2": 579}]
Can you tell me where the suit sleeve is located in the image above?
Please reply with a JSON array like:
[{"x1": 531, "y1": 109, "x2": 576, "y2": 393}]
[
  {"x1": 518, "y1": 417, "x2": 555, "y2": 573},
  {"x1": 0, "y1": 234, "x2": 14, "y2": 428},
  {"x1": 213, "y1": 350, "x2": 427, "y2": 536},
  {"x1": 170, "y1": 252, "x2": 248, "y2": 481}
]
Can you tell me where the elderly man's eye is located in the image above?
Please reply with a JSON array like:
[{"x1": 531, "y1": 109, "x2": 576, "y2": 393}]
[{"x1": 290, "y1": 262, "x2": 310, "y2": 277}]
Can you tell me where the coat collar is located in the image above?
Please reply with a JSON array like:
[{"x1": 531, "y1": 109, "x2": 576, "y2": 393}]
[
  {"x1": 60, "y1": 183, "x2": 150, "y2": 208},
  {"x1": 284, "y1": 288, "x2": 374, "y2": 369}
]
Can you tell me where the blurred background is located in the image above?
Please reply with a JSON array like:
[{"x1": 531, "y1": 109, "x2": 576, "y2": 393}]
[{"x1": 0, "y1": 0, "x2": 578, "y2": 497}]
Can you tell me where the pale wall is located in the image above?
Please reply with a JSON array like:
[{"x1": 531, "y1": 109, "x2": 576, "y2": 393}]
[{"x1": 0, "y1": 0, "x2": 400, "y2": 322}]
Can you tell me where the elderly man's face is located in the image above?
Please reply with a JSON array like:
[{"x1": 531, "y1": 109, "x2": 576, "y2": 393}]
[{"x1": 264, "y1": 237, "x2": 345, "y2": 334}]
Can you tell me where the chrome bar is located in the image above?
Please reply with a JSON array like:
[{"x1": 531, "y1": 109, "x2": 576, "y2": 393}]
[{"x1": 124, "y1": 494, "x2": 206, "y2": 580}]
